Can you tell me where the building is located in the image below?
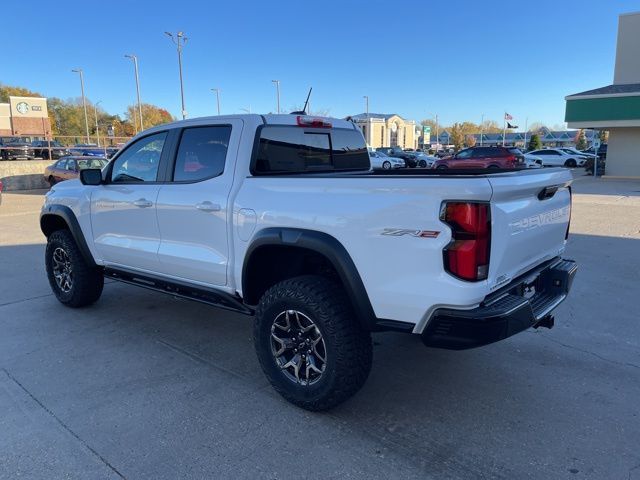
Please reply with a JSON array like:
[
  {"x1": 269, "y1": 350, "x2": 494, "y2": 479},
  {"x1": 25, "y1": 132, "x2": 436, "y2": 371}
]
[
  {"x1": 565, "y1": 12, "x2": 640, "y2": 178},
  {"x1": 0, "y1": 96, "x2": 52, "y2": 139},
  {"x1": 429, "y1": 128, "x2": 597, "y2": 148},
  {"x1": 348, "y1": 113, "x2": 418, "y2": 149}
]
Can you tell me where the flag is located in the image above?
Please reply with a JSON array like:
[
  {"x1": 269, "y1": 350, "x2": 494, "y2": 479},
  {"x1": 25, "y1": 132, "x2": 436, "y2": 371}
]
[
  {"x1": 507, "y1": 122, "x2": 518, "y2": 129},
  {"x1": 504, "y1": 113, "x2": 513, "y2": 121}
]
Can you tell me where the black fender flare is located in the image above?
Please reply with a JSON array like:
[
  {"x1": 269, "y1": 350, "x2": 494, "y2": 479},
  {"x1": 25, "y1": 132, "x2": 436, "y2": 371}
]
[
  {"x1": 40, "y1": 204, "x2": 97, "y2": 268},
  {"x1": 242, "y1": 228, "x2": 378, "y2": 331}
]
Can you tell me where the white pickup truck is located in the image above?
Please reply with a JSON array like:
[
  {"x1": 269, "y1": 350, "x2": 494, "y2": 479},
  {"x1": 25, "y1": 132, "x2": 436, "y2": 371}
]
[{"x1": 41, "y1": 114, "x2": 577, "y2": 410}]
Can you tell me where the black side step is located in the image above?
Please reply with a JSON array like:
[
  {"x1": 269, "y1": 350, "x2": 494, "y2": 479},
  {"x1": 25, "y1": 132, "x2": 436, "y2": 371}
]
[{"x1": 104, "y1": 267, "x2": 253, "y2": 316}]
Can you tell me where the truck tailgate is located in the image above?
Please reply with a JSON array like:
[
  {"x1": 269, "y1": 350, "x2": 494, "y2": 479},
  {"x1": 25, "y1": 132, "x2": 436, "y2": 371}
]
[{"x1": 487, "y1": 168, "x2": 572, "y2": 291}]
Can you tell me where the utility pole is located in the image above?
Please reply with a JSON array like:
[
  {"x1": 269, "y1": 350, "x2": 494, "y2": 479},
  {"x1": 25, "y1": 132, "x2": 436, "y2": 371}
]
[
  {"x1": 71, "y1": 69, "x2": 90, "y2": 143},
  {"x1": 165, "y1": 31, "x2": 188, "y2": 119},
  {"x1": 363, "y1": 96, "x2": 370, "y2": 144},
  {"x1": 94, "y1": 100, "x2": 102, "y2": 147},
  {"x1": 271, "y1": 80, "x2": 281, "y2": 114},
  {"x1": 124, "y1": 54, "x2": 144, "y2": 132},
  {"x1": 523, "y1": 117, "x2": 528, "y2": 150},
  {"x1": 211, "y1": 88, "x2": 221, "y2": 115},
  {"x1": 480, "y1": 113, "x2": 485, "y2": 146}
]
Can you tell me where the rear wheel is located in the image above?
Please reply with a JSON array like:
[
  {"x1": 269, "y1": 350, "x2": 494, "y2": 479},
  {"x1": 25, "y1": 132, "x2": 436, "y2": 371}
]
[
  {"x1": 488, "y1": 165, "x2": 500, "y2": 169},
  {"x1": 47, "y1": 176, "x2": 56, "y2": 187},
  {"x1": 45, "y1": 229, "x2": 103, "y2": 307},
  {"x1": 418, "y1": 160, "x2": 427, "y2": 168},
  {"x1": 254, "y1": 275, "x2": 372, "y2": 411},
  {"x1": 382, "y1": 161, "x2": 391, "y2": 170},
  {"x1": 564, "y1": 159, "x2": 577, "y2": 168},
  {"x1": 436, "y1": 165, "x2": 448, "y2": 170}
]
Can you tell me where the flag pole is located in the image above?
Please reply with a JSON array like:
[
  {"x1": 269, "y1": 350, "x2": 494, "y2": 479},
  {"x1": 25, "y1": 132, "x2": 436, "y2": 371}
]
[{"x1": 502, "y1": 113, "x2": 506, "y2": 146}]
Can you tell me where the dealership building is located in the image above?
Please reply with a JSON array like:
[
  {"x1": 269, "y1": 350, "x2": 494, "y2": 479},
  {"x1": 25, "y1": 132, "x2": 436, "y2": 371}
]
[
  {"x1": 0, "y1": 96, "x2": 52, "y2": 139},
  {"x1": 565, "y1": 12, "x2": 640, "y2": 178},
  {"x1": 349, "y1": 113, "x2": 419, "y2": 150}
]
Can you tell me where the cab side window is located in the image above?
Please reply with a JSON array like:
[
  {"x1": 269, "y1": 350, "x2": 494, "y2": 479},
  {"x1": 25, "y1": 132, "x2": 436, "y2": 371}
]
[
  {"x1": 173, "y1": 126, "x2": 231, "y2": 182},
  {"x1": 111, "y1": 132, "x2": 167, "y2": 183}
]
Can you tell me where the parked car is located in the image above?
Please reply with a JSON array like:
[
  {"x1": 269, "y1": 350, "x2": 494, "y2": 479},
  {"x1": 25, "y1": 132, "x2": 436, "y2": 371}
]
[
  {"x1": 527, "y1": 148, "x2": 585, "y2": 168},
  {"x1": 582, "y1": 144, "x2": 607, "y2": 160},
  {"x1": 31, "y1": 140, "x2": 71, "y2": 160},
  {"x1": 40, "y1": 113, "x2": 576, "y2": 411},
  {"x1": 523, "y1": 152, "x2": 543, "y2": 168},
  {"x1": 68, "y1": 144, "x2": 106, "y2": 157},
  {"x1": 560, "y1": 147, "x2": 595, "y2": 160},
  {"x1": 369, "y1": 150, "x2": 405, "y2": 170},
  {"x1": 44, "y1": 156, "x2": 108, "y2": 186},
  {"x1": 432, "y1": 146, "x2": 525, "y2": 169},
  {"x1": 0, "y1": 139, "x2": 35, "y2": 160}
]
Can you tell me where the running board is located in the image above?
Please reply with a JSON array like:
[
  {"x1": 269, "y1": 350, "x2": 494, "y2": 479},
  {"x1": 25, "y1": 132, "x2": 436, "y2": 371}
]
[{"x1": 103, "y1": 267, "x2": 253, "y2": 315}]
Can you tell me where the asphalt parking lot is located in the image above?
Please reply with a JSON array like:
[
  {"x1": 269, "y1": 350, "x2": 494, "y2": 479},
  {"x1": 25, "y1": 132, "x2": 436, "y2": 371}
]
[{"x1": 1, "y1": 174, "x2": 639, "y2": 480}]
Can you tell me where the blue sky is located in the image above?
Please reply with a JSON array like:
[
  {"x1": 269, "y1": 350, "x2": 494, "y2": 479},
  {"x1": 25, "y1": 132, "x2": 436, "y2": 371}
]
[{"x1": 3, "y1": 0, "x2": 639, "y2": 126}]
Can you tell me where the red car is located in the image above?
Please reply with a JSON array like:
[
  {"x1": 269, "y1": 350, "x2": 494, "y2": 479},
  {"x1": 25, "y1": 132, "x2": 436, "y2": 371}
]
[{"x1": 432, "y1": 146, "x2": 525, "y2": 169}]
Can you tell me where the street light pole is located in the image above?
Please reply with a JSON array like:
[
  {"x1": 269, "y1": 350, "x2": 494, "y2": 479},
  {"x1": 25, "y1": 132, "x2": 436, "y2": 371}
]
[
  {"x1": 363, "y1": 96, "x2": 369, "y2": 144},
  {"x1": 72, "y1": 69, "x2": 90, "y2": 143},
  {"x1": 480, "y1": 113, "x2": 485, "y2": 146},
  {"x1": 165, "y1": 31, "x2": 188, "y2": 119},
  {"x1": 125, "y1": 54, "x2": 143, "y2": 132},
  {"x1": 271, "y1": 80, "x2": 280, "y2": 114},
  {"x1": 211, "y1": 88, "x2": 221, "y2": 115},
  {"x1": 94, "y1": 100, "x2": 102, "y2": 147}
]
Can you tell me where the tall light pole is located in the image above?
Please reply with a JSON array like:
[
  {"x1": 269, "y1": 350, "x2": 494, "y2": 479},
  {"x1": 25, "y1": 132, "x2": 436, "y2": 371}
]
[
  {"x1": 363, "y1": 95, "x2": 369, "y2": 117},
  {"x1": 94, "y1": 100, "x2": 102, "y2": 147},
  {"x1": 363, "y1": 96, "x2": 370, "y2": 144},
  {"x1": 71, "y1": 69, "x2": 90, "y2": 143},
  {"x1": 429, "y1": 112, "x2": 439, "y2": 150},
  {"x1": 124, "y1": 54, "x2": 143, "y2": 132},
  {"x1": 165, "y1": 31, "x2": 188, "y2": 119},
  {"x1": 271, "y1": 80, "x2": 281, "y2": 114},
  {"x1": 211, "y1": 88, "x2": 221, "y2": 115},
  {"x1": 480, "y1": 113, "x2": 485, "y2": 146}
]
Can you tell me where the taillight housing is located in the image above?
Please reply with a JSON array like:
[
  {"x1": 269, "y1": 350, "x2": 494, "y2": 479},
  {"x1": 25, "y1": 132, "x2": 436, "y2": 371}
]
[
  {"x1": 296, "y1": 116, "x2": 332, "y2": 128},
  {"x1": 440, "y1": 201, "x2": 491, "y2": 281}
]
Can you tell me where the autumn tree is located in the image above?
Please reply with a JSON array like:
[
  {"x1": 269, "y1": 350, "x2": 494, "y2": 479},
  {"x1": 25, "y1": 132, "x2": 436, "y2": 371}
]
[
  {"x1": 575, "y1": 129, "x2": 587, "y2": 150},
  {"x1": 449, "y1": 123, "x2": 465, "y2": 151},
  {"x1": 479, "y1": 119, "x2": 502, "y2": 134},
  {"x1": 125, "y1": 103, "x2": 175, "y2": 130},
  {"x1": 465, "y1": 135, "x2": 477, "y2": 147}
]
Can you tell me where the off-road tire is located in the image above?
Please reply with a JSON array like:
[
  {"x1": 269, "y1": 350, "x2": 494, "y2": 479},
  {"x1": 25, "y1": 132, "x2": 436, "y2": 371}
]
[
  {"x1": 45, "y1": 229, "x2": 103, "y2": 307},
  {"x1": 254, "y1": 275, "x2": 372, "y2": 411}
]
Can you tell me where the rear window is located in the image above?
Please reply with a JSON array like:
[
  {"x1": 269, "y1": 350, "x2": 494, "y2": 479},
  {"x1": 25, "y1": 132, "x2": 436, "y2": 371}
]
[{"x1": 253, "y1": 126, "x2": 369, "y2": 174}]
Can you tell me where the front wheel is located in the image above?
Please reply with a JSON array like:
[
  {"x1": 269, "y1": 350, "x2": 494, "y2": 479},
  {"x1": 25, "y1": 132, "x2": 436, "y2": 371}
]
[
  {"x1": 47, "y1": 176, "x2": 56, "y2": 187},
  {"x1": 436, "y1": 165, "x2": 448, "y2": 170},
  {"x1": 45, "y1": 229, "x2": 104, "y2": 307},
  {"x1": 254, "y1": 275, "x2": 372, "y2": 411},
  {"x1": 564, "y1": 159, "x2": 577, "y2": 168},
  {"x1": 382, "y1": 161, "x2": 391, "y2": 170},
  {"x1": 418, "y1": 160, "x2": 427, "y2": 168}
]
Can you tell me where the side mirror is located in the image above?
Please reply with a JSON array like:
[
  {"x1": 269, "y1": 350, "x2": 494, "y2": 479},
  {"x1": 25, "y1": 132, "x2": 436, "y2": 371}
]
[{"x1": 79, "y1": 169, "x2": 103, "y2": 186}]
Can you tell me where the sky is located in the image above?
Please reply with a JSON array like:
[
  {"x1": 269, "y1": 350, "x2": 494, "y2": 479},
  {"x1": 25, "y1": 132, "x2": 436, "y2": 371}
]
[{"x1": 3, "y1": 0, "x2": 639, "y2": 127}]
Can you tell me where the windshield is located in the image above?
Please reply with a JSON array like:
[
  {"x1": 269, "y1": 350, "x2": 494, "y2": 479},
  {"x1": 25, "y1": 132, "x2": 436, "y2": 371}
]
[{"x1": 77, "y1": 158, "x2": 107, "y2": 170}]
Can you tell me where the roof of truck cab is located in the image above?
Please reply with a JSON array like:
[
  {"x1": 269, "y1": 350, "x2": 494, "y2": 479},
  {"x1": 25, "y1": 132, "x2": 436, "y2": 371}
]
[{"x1": 142, "y1": 114, "x2": 357, "y2": 133}]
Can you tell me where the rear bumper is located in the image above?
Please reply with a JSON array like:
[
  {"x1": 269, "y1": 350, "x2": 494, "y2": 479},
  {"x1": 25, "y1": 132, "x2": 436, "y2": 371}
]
[{"x1": 421, "y1": 258, "x2": 577, "y2": 350}]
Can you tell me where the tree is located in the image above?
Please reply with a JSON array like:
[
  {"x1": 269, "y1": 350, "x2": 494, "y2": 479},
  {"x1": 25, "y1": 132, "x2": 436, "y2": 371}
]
[
  {"x1": 449, "y1": 123, "x2": 465, "y2": 151},
  {"x1": 528, "y1": 134, "x2": 542, "y2": 151},
  {"x1": 125, "y1": 103, "x2": 174, "y2": 130},
  {"x1": 575, "y1": 129, "x2": 587, "y2": 150},
  {"x1": 465, "y1": 135, "x2": 476, "y2": 147},
  {"x1": 0, "y1": 84, "x2": 43, "y2": 102},
  {"x1": 479, "y1": 119, "x2": 502, "y2": 134},
  {"x1": 528, "y1": 122, "x2": 548, "y2": 133},
  {"x1": 599, "y1": 130, "x2": 609, "y2": 143}
]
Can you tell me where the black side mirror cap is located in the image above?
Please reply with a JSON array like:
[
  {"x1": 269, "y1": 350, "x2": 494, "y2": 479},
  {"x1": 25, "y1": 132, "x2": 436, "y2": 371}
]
[{"x1": 79, "y1": 169, "x2": 103, "y2": 186}]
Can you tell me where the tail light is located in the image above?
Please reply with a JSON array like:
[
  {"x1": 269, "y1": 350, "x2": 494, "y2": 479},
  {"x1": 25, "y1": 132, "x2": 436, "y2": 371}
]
[
  {"x1": 440, "y1": 201, "x2": 491, "y2": 281},
  {"x1": 296, "y1": 116, "x2": 332, "y2": 128}
]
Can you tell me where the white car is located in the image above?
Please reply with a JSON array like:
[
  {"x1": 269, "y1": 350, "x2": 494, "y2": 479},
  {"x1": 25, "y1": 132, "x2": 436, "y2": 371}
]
[
  {"x1": 528, "y1": 148, "x2": 586, "y2": 168},
  {"x1": 523, "y1": 152, "x2": 543, "y2": 168},
  {"x1": 40, "y1": 114, "x2": 577, "y2": 411},
  {"x1": 369, "y1": 150, "x2": 405, "y2": 170},
  {"x1": 560, "y1": 147, "x2": 596, "y2": 160}
]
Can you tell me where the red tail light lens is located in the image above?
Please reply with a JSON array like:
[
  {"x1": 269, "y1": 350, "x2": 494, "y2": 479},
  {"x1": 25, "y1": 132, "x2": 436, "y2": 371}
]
[
  {"x1": 440, "y1": 202, "x2": 491, "y2": 281},
  {"x1": 296, "y1": 116, "x2": 332, "y2": 128}
]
